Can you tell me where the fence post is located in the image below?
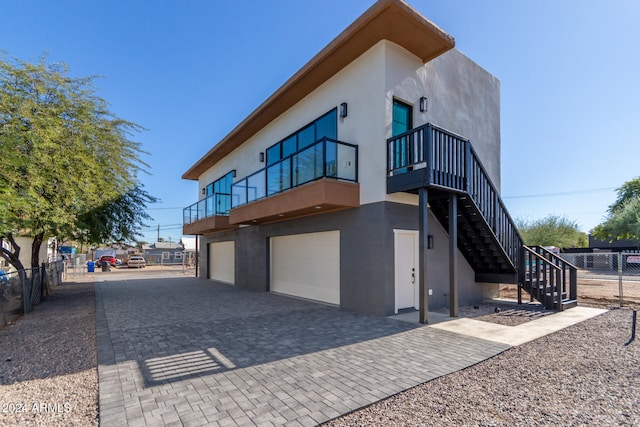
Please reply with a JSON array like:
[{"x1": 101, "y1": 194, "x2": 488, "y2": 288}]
[
  {"x1": 41, "y1": 262, "x2": 48, "y2": 299},
  {"x1": 618, "y1": 252, "x2": 624, "y2": 307},
  {"x1": 19, "y1": 269, "x2": 29, "y2": 314}
]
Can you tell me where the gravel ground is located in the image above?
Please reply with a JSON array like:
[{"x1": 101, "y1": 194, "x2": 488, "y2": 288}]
[
  {"x1": 0, "y1": 279, "x2": 97, "y2": 427},
  {"x1": 326, "y1": 307, "x2": 640, "y2": 426},
  {"x1": 1, "y1": 276, "x2": 638, "y2": 427}
]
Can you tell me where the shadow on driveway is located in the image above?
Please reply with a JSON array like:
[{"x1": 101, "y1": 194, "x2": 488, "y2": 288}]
[{"x1": 96, "y1": 276, "x2": 419, "y2": 387}]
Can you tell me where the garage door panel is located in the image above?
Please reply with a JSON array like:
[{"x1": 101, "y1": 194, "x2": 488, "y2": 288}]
[
  {"x1": 209, "y1": 241, "x2": 235, "y2": 284},
  {"x1": 270, "y1": 231, "x2": 340, "y2": 305}
]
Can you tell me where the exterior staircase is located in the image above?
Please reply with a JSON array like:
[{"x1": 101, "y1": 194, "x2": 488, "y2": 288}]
[{"x1": 387, "y1": 123, "x2": 577, "y2": 310}]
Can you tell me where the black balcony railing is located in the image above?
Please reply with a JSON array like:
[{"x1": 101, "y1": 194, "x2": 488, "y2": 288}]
[
  {"x1": 183, "y1": 193, "x2": 231, "y2": 225},
  {"x1": 231, "y1": 137, "x2": 358, "y2": 208}
]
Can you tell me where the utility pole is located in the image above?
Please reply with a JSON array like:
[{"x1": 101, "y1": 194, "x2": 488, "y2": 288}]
[{"x1": 157, "y1": 224, "x2": 160, "y2": 242}]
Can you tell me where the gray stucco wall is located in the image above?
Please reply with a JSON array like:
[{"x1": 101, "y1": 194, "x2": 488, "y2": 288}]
[
  {"x1": 422, "y1": 49, "x2": 502, "y2": 191},
  {"x1": 199, "y1": 201, "x2": 496, "y2": 316}
]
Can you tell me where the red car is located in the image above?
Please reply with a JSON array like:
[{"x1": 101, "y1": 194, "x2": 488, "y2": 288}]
[{"x1": 98, "y1": 256, "x2": 118, "y2": 267}]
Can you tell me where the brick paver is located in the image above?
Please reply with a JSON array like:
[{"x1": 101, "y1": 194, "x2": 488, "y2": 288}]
[{"x1": 95, "y1": 274, "x2": 510, "y2": 426}]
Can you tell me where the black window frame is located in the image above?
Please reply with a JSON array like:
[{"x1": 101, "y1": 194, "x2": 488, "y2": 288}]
[{"x1": 266, "y1": 108, "x2": 337, "y2": 166}]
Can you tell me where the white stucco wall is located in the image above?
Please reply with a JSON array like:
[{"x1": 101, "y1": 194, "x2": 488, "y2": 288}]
[
  {"x1": 196, "y1": 41, "x2": 501, "y2": 209},
  {"x1": 197, "y1": 42, "x2": 387, "y2": 201}
]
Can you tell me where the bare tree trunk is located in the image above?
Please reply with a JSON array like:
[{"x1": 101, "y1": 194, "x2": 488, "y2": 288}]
[
  {"x1": 0, "y1": 234, "x2": 25, "y2": 271},
  {"x1": 31, "y1": 231, "x2": 45, "y2": 268}
]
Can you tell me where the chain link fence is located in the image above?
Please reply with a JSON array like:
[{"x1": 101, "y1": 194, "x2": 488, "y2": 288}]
[
  {"x1": 0, "y1": 259, "x2": 65, "y2": 327},
  {"x1": 65, "y1": 254, "x2": 87, "y2": 279},
  {"x1": 559, "y1": 252, "x2": 640, "y2": 309}
]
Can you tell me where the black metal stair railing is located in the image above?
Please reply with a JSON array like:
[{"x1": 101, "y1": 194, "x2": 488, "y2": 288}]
[
  {"x1": 388, "y1": 123, "x2": 523, "y2": 272},
  {"x1": 387, "y1": 123, "x2": 578, "y2": 309},
  {"x1": 522, "y1": 246, "x2": 578, "y2": 309}
]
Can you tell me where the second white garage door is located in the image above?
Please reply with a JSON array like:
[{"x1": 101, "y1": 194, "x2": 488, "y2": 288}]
[
  {"x1": 270, "y1": 231, "x2": 340, "y2": 305},
  {"x1": 208, "y1": 241, "x2": 235, "y2": 284}
]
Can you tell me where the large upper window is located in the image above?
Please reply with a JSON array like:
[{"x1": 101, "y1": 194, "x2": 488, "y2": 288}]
[
  {"x1": 266, "y1": 109, "x2": 337, "y2": 166},
  {"x1": 205, "y1": 171, "x2": 234, "y2": 197},
  {"x1": 204, "y1": 170, "x2": 234, "y2": 215}
]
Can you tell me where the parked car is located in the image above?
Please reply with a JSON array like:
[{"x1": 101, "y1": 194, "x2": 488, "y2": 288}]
[
  {"x1": 98, "y1": 256, "x2": 118, "y2": 267},
  {"x1": 127, "y1": 256, "x2": 146, "y2": 268}
]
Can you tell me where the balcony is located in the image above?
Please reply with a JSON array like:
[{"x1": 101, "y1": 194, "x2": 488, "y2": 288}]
[
  {"x1": 230, "y1": 178, "x2": 359, "y2": 225},
  {"x1": 183, "y1": 138, "x2": 359, "y2": 233},
  {"x1": 182, "y1": 193, "x2": 237, "y2": 235},
  {"x1": 230, "y1": 138, "x2": 359, "y2": 224}
]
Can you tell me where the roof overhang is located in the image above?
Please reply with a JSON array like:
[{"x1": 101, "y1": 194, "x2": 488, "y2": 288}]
[{"x1": 183, "y1": 0, "x2": 455, "y2": 180}]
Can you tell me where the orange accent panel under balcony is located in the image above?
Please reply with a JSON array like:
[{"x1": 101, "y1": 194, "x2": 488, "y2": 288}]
[
  {"x1": 229, "y1": 179, "x2": 360, "y2": 225},
  {"x1": 182, "y1": 215, "x2": 237, "y2": 236}
]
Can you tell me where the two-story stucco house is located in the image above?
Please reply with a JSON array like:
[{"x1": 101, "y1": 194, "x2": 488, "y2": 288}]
[{"x1": 183, "y1": 0, "x2": 577, "y2": 322}]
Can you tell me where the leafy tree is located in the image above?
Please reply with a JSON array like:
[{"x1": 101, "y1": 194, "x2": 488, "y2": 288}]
[
  {"x1": 75, "y1": 185, "x2": 158, "y2": 245},
  {"x1": 608, "y1": 177, "x2": 640, "y2": 213},
  {"x1": 517, "y1": 215, "x2": 588, "y2": 248},
  {"x1": 592, "y1": 177, "x2": 640, "y2": 242},
  {"x1": 135, "y1": 240, "x2": 149, "y2": 249},
  {"x1": 0, "y1": 53, "x2": 150, "y2": 270}
]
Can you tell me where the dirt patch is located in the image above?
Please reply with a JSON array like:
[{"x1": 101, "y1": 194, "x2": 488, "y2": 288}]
[{"x1": 0, "y1": 280, "x2": 98, "y2": 426}]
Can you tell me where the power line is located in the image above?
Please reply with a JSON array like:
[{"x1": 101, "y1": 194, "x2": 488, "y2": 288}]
[
  {"x1": 503, "y1": 187, "x2": 615, "y2": 200},
  {"x1": 139, "y1": 223, "x2": 182, "y2": 229}
]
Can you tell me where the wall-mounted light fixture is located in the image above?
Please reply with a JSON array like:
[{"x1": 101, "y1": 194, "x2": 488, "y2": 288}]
[
  {"x1": 231, "y1": 169, "x2": 237, "y2": 178},
  {"x1": 202, "y1": 188, "x2": 206, "y2": 195},
  {"x1": 259, "y1": 152, "x2": 265, "y2": 163},
  {"x1": 340, "y1": 102, "x2": 348, "y2": 118},
  {"x1": 419, "y1": 96, "x2": 428, "y2": 113},
  {"x1": 428, "y1": 234, "x2": 434, "y2": 249}
]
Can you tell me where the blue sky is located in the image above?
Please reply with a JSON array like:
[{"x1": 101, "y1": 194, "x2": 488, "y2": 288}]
[{"x1": 2, "y1": 1, "x2": 639, "y2": 243}]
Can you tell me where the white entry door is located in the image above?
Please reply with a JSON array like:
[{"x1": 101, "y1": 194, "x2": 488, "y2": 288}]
[{"x1": 394, "y1": 230, "x2": 419, "y2": 313}]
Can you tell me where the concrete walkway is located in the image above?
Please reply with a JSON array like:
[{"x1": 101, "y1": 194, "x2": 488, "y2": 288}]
[{"x1": 94, "y1": 273, "x2": 599, "y2": 426}]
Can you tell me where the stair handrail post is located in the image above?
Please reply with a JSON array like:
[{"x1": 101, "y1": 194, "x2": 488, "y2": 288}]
[
  {"x1": 570, "y1": 263, "x2": 577, "y2": 301},
  {"x1": 464, "y1": 140, "x2": 471, "y2": 193},
  {"x1": 561, "y1": 265, "x2": 568, "y2": 310},
  {"x1": 551, "y1": 269, "x2": 562, "y2": 311},
  {"x1": 492, "y1": 191, "x2": 498, "y2": 234},
  {"x1": 557, "y1": 266, "x2": 563, "y2": 311},
  {"x1": 426, "y1": 123, "x2": 433, "y2": 186}
]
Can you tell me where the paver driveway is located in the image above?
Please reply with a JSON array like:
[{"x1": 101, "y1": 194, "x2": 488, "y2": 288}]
[{"x1": 95, "y1": 272, "x2": 510, "y2": 426}]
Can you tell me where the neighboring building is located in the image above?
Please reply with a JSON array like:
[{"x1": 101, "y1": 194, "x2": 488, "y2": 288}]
[
  {"x1": 180, "y1": 237, "x2": 197, "y2": 266},
  {"x1": 14, "y1": 237, "x2": 49, "y2": 269},
  {"x1": 143, "y1": 242, "x2": 185, "y2": 265},
  {"x1": 112, "y1": 243, "x2": 140, "y2": 261},
  {"x1": 0, "y1": 238, "x2": 12, "y2": 271},
  {"x1": 588, "y1": 236, "x2": 640, "y2": 252},
  {"x1": 182, "y1": 0, "x2": 573, "y2": 320}
]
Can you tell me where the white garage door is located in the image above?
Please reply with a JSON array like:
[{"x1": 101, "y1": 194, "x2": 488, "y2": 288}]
[
  {"x1": 270, "y1": 231, "x2": 340, "y2": 305},
  {"x1": 208, "y1": 241, "x2": 235, "y2": 284}
]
